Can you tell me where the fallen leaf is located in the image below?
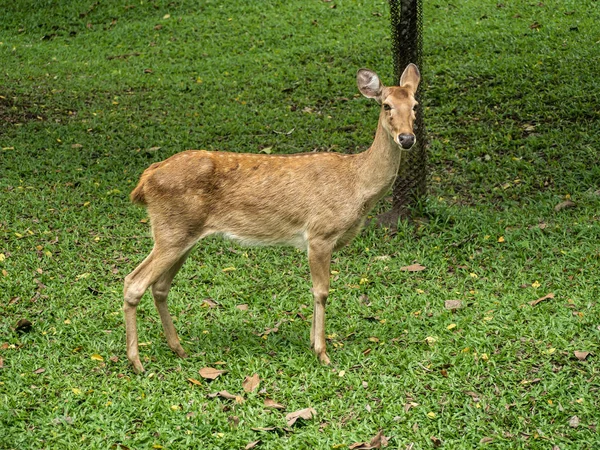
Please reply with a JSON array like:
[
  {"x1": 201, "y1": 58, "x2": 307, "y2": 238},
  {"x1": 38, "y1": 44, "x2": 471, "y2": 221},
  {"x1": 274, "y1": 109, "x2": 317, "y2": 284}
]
[
  {"x1": 569, "y1": 415, "x2": 580, "y2": 428},
  {"x1": 236, "y1": 304, "x2": 249, "y2": 311},
  {"x1": 264, "y1": 398, "x2": 285, "y2": 410},
  {"x1": 201, "y1": 298, "x2": 219, "y2": 308},
  {"x1": 242, "y1": 373, "x2": 260, "y2": 393},
  {"x1": 33, "y1": 367, "x2": 45, "y2": 374},
  {"x1": 228, "y1": 415, "x2": 240, "y2": 428},
  {"x1": 520, "y1": 378, "x2": 541, "y2": 385},
  {"x1": 199, "y1": 367, "x2": 227, "y2": 380},
  {"x1": 285, "y1": 407, "x2": 316, "y2": 426},
  {"x1": 91, "y1": 354, "x2": 104, "y2": 361},
  {"x1": 207, "y1": 390, "x2": 244, "y2": 404},
  {"x1": 15, "y1": 319, "x2": 32, "y2": 333},
  {"x1": 529, "y1": 292, "x2": 554, "y2": 306},
  {"x1": 425, "y1": 336, "x2": 438, "y2": 346},
  {"x1": 109, "y1": 356, "x2": 119, "y2": 363},
  {"x1": 251, "y1": 427, "x2": 278, "y2": 432},
  {"x1": 430, "y1": 436, "x2": 442, "y2": 448},
  {"x1": 480, "y1": 437, "x2": 494, "y2": 444},
  {"x1": 187, "y1": 378, "x2": 202, "y2": 386},
  {"x1": 554, "y1": 200, "x2": 575, "y2": 211},
  {"x1": 245, "y1": 440, "x2": 261, "y2": 450},
  {"x1": 259, "y1": 146, "x2": 273, "y2": 154},
  {"x1": 574, "y1": 351, "x2": 590, "y2": 361},
  {"x1": 400, "y1": 263, "x2": 426, "y2": 272},
  {"x1": 444, "y1": 300, "x2": 463, "y2": 311}
]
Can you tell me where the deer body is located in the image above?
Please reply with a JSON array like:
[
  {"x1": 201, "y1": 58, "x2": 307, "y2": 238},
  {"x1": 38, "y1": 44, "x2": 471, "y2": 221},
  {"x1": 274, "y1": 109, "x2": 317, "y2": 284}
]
[{"x1": 124, "y1": 64, "x2": 420, "y2": 373}]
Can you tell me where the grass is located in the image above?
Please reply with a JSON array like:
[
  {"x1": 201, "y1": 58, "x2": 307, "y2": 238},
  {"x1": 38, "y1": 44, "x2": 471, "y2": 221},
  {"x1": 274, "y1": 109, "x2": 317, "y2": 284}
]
[{"x1": 1, "y1": 0, "x2": 599, "y2": 448}]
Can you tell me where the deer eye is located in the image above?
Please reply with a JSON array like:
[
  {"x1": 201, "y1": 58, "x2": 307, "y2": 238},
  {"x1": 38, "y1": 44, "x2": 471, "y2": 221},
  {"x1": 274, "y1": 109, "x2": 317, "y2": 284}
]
[{"x1": 383, "y1": 104, "x2": 392, "y2": 111}]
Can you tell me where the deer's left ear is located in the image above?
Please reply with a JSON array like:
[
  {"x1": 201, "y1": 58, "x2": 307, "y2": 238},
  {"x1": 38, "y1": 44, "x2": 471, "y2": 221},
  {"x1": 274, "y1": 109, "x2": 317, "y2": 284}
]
[{"x1": 399, "y1": 64, "x2": 420, "y2": 93}]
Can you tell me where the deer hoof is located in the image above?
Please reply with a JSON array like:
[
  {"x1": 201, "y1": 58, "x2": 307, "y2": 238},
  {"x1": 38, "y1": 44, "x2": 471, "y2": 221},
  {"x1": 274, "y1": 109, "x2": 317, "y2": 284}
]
[
  {"x1": 318, "y1": 352, "x2": 331, "y2": 365},
  {"x1": 131, "y1": 358, "x2": 145, "y2": 374},
  {"x1": 174, "y1": 346, "x2": 188, "y2": 359}
]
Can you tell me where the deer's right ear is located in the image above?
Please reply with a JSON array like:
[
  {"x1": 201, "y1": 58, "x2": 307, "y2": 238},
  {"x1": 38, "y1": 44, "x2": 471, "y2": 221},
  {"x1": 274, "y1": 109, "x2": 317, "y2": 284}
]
[{"x1": 357, "y1": 69, "x2": 383, "y2": 103}]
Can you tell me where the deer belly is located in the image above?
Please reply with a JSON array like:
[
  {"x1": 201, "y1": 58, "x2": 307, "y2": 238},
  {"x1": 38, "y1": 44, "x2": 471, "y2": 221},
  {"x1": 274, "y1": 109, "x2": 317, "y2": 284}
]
[{"x1": 221, "y1": 229, "x2": 308, "y2": 250}]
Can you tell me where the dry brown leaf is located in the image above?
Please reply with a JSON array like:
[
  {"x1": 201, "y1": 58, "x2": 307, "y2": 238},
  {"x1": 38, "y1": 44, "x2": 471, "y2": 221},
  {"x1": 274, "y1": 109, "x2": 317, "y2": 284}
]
[
  {"x1": 187, "y1": 378, "x2": 202, "y2": 386},
  {"x1": 285, "y1": 407, "x2": 316, "y2": 426},
  {"x1": 242, "y1": 373, "x2": 260, "y2": 393},
  {"x1": 430, "y1": 436, "x2": 442, "y2": 448},
  {"x1": 251, "y1": 427, "x2": 277, "y2": 432},
  {"x1": 404, "y1": 402, "x2": 419, "y2": 412},
  {"x1": 0, "y1": 357, "x2": 3, "y2": 369},
  {"x1": 201, "y1": 298, "x2": 219, "y2": 308},
  {"x1": 33, "y1": 367, "x2": 45, "y2": 374},
  {"x1": 15, "y1": 319, "x2": 32, "y2": 333},
  {"x1": 554, "y1": 200, "x2": 576, "y2": 211},
  {"x1": 349, "y1": 430, "x2": 388, "y2": 449},
  {"x1": 264, "y1": 398, "x2": 286, "y2": 410},
  {"x1": 574, "y1": 351, "x2": 590, "y2": 361},
  {"x1": 236, "y1": 304, "x2": 249, "y2": 311},
  {"x1": 480, "y1": 437, "x2": 494, "y2": 444},
  {"x1": 400, "y1": 263, "x2": 426, "y2": 272},
  {"x1": 444, "y1": 300, "x2": 463, "y2": 310},
  {"x1": 207, "y1": 390, "x2": 244, "y2": 403},
  {"x1": 109, "y1": 356, "x2": 119, "y2": 363},
  {"x1": 199, "y1": 367, "x2": 227, "y2": 380},
  {"x1": 529, "y1": 293, "x2": 554, "y2": 307},
  {"x1": 569, "y1": 415, "x2": 580, "y2": 428},
  {"x1": 245, "y1": 440, "x2": 261, "y2": 450},
  {"x1": 228, "y1": 415, "x2": 240, "y2": 428}
]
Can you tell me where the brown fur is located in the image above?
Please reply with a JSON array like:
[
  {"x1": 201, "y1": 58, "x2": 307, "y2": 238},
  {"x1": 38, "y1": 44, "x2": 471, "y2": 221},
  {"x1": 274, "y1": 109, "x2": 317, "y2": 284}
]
[{"x1": 123, "y1": 64, "x2": 421, "y2": 373}]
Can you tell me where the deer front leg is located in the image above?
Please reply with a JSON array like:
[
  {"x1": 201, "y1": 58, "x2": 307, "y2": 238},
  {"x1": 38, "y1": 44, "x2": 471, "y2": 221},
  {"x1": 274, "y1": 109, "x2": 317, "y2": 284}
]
[{"x1": 308, "y1": 240, "x2": 333, "y2": 365}]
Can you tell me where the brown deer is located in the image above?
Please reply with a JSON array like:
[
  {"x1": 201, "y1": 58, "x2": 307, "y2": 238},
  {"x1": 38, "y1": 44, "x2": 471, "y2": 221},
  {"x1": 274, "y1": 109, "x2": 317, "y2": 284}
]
[{"x1": 123, "y1": 64, "x2": 420, "y2": 373}]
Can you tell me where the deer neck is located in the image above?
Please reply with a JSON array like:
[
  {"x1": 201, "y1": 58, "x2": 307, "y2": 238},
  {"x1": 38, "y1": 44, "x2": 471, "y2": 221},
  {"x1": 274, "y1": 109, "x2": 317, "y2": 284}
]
[{"x1": 355, "y1": 111, "x2": 403, "y2": 200}]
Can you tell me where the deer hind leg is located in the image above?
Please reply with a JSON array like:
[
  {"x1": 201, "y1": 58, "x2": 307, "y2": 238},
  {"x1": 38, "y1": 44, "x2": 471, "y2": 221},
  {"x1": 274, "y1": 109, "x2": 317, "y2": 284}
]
[
  {"x1": 308, "y1": 239, "x2": 334, "y2": 365},
  {"x1": 123, "y1": 239, "x2": 196, "y2": 373},
  {"x1": 151, "y1": 248, "x2": 193, "y2": 359}
]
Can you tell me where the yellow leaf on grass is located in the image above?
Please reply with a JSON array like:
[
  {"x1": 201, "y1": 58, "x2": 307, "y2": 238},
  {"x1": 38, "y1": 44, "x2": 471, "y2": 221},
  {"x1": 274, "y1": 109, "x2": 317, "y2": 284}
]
[
  {"x1": 0, "y1": 253, "x2": 5, "y2": 262},
  {"x1": 532, "y1": 280, "x2": 541, "y2": 288},
  {"x1": 171, "y1": 405, "x2": 180, "y2": 411},
  {"x1": 498, "y1": 236, "x2": 505, "y2": 243},
  {"x1": 447, "y1": 323, "x2": 457, "y2": 330},
  {"x1": 427, "y1": 412, "x2": 437, "y2": 419},
  {"x1": 222, "y1": 267, "x2": 236, "y2": 272},
  {"x1": 91, "y1": 354, "x2": 103, "y2": 361},
  {"x1": 72, "y1": 388, "x2": 82, "y2": 395}
]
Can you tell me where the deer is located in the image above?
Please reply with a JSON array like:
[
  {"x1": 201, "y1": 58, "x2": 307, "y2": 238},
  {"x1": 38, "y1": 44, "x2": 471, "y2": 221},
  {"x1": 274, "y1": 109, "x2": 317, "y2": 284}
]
[{"x1": 123, "y1": 64, "x2": 420, "y2": 373}]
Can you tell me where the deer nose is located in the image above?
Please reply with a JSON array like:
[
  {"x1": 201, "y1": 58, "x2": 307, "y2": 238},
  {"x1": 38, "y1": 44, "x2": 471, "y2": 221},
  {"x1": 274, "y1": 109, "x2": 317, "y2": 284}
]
[{"x1": 397, "y1": 134, "x2": 415, "y2": 149}]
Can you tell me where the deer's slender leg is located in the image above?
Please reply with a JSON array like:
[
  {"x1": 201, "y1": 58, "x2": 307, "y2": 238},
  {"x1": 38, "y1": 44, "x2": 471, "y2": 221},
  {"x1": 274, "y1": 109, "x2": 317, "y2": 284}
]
[
  {"x1": 123, "y1": 243, "x2": 193, "y2": 373},
  {"x1": 308, "y1": 240, "x2": 333, "y2": 365},
  {"x1": 151, "y1": 249, "x2": 193, "y2": 358}
]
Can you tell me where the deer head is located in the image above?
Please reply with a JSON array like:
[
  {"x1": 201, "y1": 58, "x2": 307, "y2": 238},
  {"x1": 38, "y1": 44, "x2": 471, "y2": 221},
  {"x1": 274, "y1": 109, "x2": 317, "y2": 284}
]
[{"x1": 357, "y1": 63, "x2": 420, "y2": 150}]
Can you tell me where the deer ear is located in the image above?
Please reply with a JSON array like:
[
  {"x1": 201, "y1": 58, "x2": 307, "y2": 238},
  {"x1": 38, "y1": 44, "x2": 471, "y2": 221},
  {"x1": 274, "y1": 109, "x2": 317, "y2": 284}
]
[
  {"x1": 357, "y1": 69, "x2": 383, "y2": 102},
  {"x1": 399, "y1": 64, "x2": 420, "y2": 93}
]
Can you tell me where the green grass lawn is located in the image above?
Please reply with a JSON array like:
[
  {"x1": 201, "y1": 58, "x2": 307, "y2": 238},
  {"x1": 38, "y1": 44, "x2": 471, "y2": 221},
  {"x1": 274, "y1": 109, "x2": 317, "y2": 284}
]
[{"x1": 1, "y1": 0, "x2": 599, "y2": 448}]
